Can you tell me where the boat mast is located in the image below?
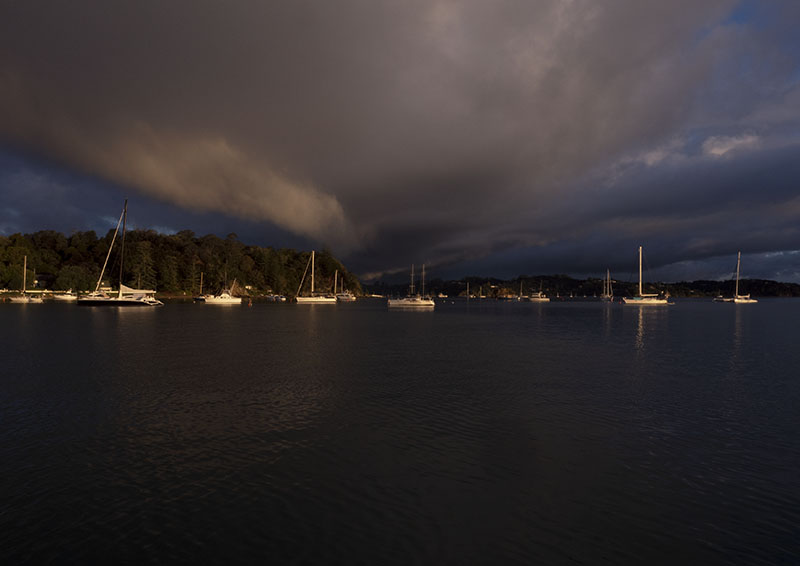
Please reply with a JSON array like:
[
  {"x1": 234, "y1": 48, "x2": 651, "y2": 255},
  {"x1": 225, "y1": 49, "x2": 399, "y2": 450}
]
[
  {"x1": 22, "y1": 255, "x2": 27, "y2": 294},
  {"x1": 93, "y1": 203, "x2": 125, "y2": 293},
  {"x1": 422, "y1": 264, "x2": 426, "y2": 297},
  {"x1": 200, "y1": 272, "x2": 204, "y2": 295},
  {"x1": 638, "y1": 246, "x2": 643, "y2": 297},
  {"x1": 311, "y1": 250, "x2": 315, "y2": 294},
  {"x1": 410, "y1": 264, "x2": 415, "y2": 296},
  {"x1": 334, "y1": 269, "x2": 338, "y2": 294},
  {"x1": 118, "y1": 199, "x2": 128, "y2": 298},
  {"x1": 735, "y1": 251, "x2": 741, "y2": 297},
  {"x1": 295, "y1": 252, "x2": 313, "y2": 298}
]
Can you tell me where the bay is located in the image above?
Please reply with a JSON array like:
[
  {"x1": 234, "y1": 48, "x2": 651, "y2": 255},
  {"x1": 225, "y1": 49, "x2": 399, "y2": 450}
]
[{"x1": 1, "y1": 299, "x2": 799, "y2": 564}]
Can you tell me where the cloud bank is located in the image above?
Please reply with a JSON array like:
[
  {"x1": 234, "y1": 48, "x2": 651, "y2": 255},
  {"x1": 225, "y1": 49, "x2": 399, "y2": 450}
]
[{"x1": 2, "y1": 0, "x2": 800, "y2": 278}]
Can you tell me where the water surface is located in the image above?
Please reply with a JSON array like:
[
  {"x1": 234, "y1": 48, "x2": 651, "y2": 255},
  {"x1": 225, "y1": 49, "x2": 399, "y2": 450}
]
[{"x1": 2, "y1": 299, "x2": 798, "y2": 564}]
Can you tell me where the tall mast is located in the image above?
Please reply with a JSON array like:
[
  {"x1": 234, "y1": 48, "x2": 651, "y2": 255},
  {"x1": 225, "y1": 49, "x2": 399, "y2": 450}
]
[
  {"x1": 735, "y1": 251, "x2": 741, "y2": 297},
  {"x1": 311, "y1": 250, "x2": 315, "y2": 294},
  {"x1": 94, "y1": 204, "x2": 125, "y2": 293},
  {"x1": 200, "y1": 272, "x2": 204, "y2": 295},
  {"x1": 118, "y1": 199, "x2": 128, "y2": 298},
  {"x1": 422, "y1": 264, "x2": 426, "y2": 297},
  {"x1": 638, "y1": 246, "x2": 643, "y2": 297},
  {"x1": 334, "y1": 269, "x2": 338, "y2": 294},
  {"x1": 410, "y1": 264, "x2": 415, "y2": 295},
  {"x1": 22, "y1": 255, "x2": 27, "y2": 294}
]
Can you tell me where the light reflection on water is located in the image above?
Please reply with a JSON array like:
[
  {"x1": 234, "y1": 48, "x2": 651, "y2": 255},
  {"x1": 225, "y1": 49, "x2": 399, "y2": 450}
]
[{"x1": 1, "y1": 299, "x2": 799, "y2": 564}]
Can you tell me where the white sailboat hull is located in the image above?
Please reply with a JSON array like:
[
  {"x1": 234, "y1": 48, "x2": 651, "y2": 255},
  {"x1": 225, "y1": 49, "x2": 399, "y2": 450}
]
[
  {"x1": 387, "y1": 297, "x2": 435, "y2": 308},
  {"x1": 622, "y1": 296, "x2": 669, "y2": 305},
  {"x1": 296, "y1": 296, "x2": 337, "y2": 304},
  {"x1": 8, "y1": 295, "x2": 43, "y2": 304},
  {"x1": 77, "y1": 295, "x2": 163, "y2": 306},
  {"x1": 203, "y1": 295, "x2": 242, "y2": 304}
]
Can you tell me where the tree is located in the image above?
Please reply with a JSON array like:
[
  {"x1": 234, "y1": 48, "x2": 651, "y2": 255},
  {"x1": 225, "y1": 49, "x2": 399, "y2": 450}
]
[
  {"x1": 0, "y1": 229, "x2": 362, "y2": 296},
  {"x1": 127, "y1": 241, "x2": 157, "y2": 290},
  {"x1": 55, "y1": 265, "x2": 95, "y2": 291}
]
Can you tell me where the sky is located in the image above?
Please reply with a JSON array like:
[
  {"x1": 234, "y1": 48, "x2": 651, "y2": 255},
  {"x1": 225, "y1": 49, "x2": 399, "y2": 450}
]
[{"x1": 1, "y1": 0, "x2": 800, "y2": 283}]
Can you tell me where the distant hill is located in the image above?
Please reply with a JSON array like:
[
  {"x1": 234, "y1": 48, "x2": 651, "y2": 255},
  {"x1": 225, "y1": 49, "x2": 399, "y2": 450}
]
[{"x1": 0, "y1": 230, "x2": 361, "y2": 297}]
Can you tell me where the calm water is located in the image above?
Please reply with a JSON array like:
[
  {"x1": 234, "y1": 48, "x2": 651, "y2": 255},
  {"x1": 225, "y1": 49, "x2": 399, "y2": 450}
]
[{"x1": 2, "y1": 299, "x2": 799, "y2": 564}]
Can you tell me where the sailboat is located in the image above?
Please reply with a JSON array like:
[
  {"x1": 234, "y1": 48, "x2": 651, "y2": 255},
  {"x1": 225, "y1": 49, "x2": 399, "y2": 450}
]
[
  {"x1": 8, "y1": 256, "x2": 43, "y2": 303},
  {"x1": 295, "y1": 250, "x2": 336, "y2": 304},
  {"x1": 732, "y1": 251, "x2": 757, "y2": 304},
  {"x1": 335, "y1": 270, "x2": 357, "y2": 302},
  {"x1": 600, "y1": 268, "x2": 613, "y2": 302},
  {"x1": 77, "y1": 200, "x2": 163, "y2": 306},
  {"x1": 194, "y1": 272, "x2": 206, "y2": 302},
  {"x1": 203, "y1": 279, "x2": 243, "y2": 304},
  {"x1": 516, "y1": 281, "x2": 527, "y2": 301},
  {"x1": 526, "y1": 280, "x2": 549, "y2": 302},
  {"x1": 388, "y1": 264, "x2": 435, "y2": 308},
  {"x1": 622, "y1": 246, "x2": 669, "y2": 305}
]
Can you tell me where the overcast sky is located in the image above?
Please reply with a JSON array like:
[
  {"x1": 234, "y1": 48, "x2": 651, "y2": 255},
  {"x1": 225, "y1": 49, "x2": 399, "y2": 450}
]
[{"x1": 2, "y1": 0, "x2": 799, "y2": 282}]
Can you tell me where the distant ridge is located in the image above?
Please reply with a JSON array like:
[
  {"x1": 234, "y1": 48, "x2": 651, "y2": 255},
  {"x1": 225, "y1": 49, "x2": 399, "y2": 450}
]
[{"x1": 366, "y1": 274, "x2": 800, "y2": 299}]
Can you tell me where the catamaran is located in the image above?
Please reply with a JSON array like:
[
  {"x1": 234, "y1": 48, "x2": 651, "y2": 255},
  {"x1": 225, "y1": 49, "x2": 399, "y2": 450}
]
[
  {"x1": 295, "y1": 250, "x2": 336, "y2": 304},
  {"x1": 77, "y1": 200, "x2": 163, "y2": 306},
  {"x1": 388, "y1": 264, "x2": 435, "y2": 308},
  {"x1": 8, "y1": 256, "x2": 43, "y2": 303},
  {"x1": 622, "y1": 246, "x2": 669, "y2": 305}
]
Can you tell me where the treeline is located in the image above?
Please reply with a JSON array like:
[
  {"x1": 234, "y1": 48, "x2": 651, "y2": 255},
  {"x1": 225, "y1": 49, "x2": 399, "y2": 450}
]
[
  {"x1": 368, "y1": 274, "x2": 800, "y2": 298},
  {"x1": 0, "y1": 230, "x2": 362, "y2": 297}
]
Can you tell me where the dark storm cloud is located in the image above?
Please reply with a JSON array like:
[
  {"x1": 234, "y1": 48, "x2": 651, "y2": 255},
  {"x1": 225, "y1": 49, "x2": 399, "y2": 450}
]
[{"x1": 1, "y1": 1, "x2": 800, "y2": 279}]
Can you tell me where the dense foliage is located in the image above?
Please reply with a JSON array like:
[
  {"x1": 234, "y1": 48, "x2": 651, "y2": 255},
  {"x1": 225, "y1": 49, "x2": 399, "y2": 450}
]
[{"x1": 0, "y1": 230, "x2": 361, "y2": 297}]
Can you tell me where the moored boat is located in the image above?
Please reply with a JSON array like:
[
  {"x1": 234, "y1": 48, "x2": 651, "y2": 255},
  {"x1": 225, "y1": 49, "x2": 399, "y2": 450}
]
[
  {"x1": 295, "y1": 251, "x2": 336, "y2": 304},
  {"x1": 622, "y1": 246, "x2": 669, "y2": 305},
  {"x1": 388, "y1": 264, "x2": 435, "y2": 308},
  {"x1": 203, "y1": 290, "x2": 242, "y2": 305},
  {"x1": 77, "y1": 200, "x2": 163, "y2": 307},
  {"x1": 8, "y1": 256, "x2": 43, "y2": 304}
]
